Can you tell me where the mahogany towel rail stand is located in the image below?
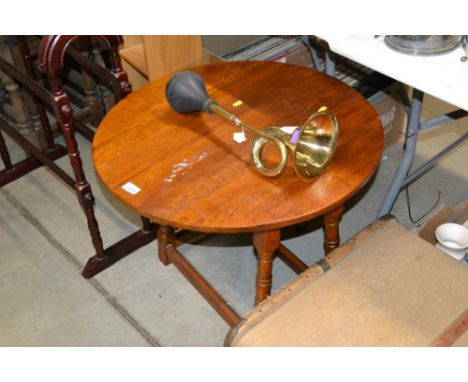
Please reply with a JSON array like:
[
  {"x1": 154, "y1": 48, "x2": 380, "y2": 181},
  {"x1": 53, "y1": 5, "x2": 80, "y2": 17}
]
[{"x1": 0, "y1": 35, "x2": 159, "y2": 278}]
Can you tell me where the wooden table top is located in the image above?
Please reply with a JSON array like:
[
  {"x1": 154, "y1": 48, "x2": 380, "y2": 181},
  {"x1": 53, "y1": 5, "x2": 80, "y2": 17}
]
[{"x1": 93, "y1": 61, "x2": 383, "y2": 233}]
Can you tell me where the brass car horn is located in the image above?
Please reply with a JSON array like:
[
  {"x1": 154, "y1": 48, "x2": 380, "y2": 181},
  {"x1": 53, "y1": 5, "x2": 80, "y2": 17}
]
[{"x1": 165, "y1": 70, "x2": 339, "y2": 181}]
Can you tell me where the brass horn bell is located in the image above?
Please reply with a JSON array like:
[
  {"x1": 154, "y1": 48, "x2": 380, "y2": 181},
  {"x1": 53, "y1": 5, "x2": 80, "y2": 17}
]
[
  {"x1": 251, "y1": 111, "x2": 338, "y2": 180},
  {"x1": 165, "y1": 70, "x2": 339, "y2": 181}
]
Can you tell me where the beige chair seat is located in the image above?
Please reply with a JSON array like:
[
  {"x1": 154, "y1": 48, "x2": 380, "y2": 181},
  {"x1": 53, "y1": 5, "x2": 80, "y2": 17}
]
[{"x1": 226, "y1": 218, "x2": 468, "y2": 346}]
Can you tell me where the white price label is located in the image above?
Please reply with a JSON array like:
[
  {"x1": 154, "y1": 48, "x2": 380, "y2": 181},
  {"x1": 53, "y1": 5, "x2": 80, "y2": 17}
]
[
  {"x1": 233, "y1": 131, "x2": 247, "y2": 144},
  {"x1": 122, "y1": 182, "x2": 141, "y2": 195}
]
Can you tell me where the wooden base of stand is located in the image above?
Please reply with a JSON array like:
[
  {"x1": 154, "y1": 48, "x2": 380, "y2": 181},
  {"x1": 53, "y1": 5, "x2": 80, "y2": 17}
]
[
  {"x1": 0, "y1": 145, "x2": 68, "y2": 187},
  {"x1": 82, "y1": 223, "x2": 158, "y2": 278}
]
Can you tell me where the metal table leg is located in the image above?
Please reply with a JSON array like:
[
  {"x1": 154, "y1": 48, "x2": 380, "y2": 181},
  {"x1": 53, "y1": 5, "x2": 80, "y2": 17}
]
[
  {"x1": 325, "y1": 50, "x2": 336, "y2": 76},
  {"x1": 301, "y1": 36, "x2": 322, "y2": 71},
  {"x1": 377, "y1": 89, "x2": 424, "y2": 217},
  {"x1": 318, "y1": 42, "x2": 468, "y2": 219}
]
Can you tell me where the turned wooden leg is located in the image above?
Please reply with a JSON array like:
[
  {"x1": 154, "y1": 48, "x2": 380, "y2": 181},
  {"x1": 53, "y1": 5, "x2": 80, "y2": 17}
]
[
  {"x1": 4, "y1": 81, "x2": 31, "y2": 134},
  {"x1": 10, "y1": 43, "x2": 41, "y2": 130},
  {"x1": 81, "y1": 65, "x2": 101, "y2": 125},
  {"x1": 253, "y1": 230, "x2": 280, "y2": 305},
  {"x1": 43, "y1": 66, "x2": 106, "y2": 263},
  {"x1": 16, "y1": 36, "x2": 56, "y2": 151},
  {"x1": 0, "y1": 46, "x2": 34, "y2": 143},
  {"x1": 0, "y1": 69, "x2": 33, "y2": 140},
  {"x1": 157, "y1": 225, "x2": 175, "y2": 266},
  {"x1": 91, "y1": 46, "x2": 116, "y2": 112},
  {"x1": 141, "y1": 216, "x2": 152, "y2": 233},
  {"x1": 323, "y1": 205, "x2": 344, "y2": 254},
  {"x1": 76, "y1": 37, "x2": 102, "y2": 124}
]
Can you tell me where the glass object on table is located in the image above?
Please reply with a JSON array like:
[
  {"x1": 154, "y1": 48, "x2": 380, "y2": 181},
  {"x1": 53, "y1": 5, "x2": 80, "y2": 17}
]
[{"x1": 384, "y1": 35, "x2": 462, "y2": 56}]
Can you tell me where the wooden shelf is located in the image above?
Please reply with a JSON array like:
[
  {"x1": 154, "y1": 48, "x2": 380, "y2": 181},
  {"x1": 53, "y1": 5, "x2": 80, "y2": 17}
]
[
  {"x1": 120, "y1": 36, "x2": 216, "y2": 90},
  {"x1": 141, "y1": 36, "x2": 205, "y2": 80},
  {"x1": 119, "y1": 43, "x2": 147, "y2": 77}
]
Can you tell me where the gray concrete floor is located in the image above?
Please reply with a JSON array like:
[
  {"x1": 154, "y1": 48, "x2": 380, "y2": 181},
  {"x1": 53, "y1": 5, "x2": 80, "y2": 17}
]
[{"x1": 0, "y1": 94, "x2": 467, "y2": 346}]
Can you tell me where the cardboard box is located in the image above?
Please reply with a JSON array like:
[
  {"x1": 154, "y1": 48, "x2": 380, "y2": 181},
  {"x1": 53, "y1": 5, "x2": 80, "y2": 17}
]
[
  {"x1": 281, "y1": 44, "x2": 313, "y2": 68},
  {"x1": 417, "y1": 200, "x2": 468, "y2": 245},
  {"x1": 368, "y1": 87, "x2": 407, "y2": 150}
]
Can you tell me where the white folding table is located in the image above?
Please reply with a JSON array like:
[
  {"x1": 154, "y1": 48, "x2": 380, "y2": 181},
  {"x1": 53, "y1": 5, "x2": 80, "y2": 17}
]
[{"x1": 314, "y1": 35, "x2": 468, "y2": 217}]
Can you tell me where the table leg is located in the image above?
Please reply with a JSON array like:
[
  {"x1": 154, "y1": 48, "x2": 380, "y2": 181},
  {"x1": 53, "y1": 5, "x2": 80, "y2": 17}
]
[
  {"x1": 325, "y1": 50, "x2": 336, "y2": 76},
  {"x1": 17, "y1": 36, "x2": 56, "y2": 151},
  {"x1": 253, "y1": 230, "x2": 280, "y2": 305},
  {"x1": 157, "y1": 225, "x2": 175, "y2": 266},
  {"x1": 377, "y1": 89, "x2": 423, "y2": 217},
  {"x1": 0, "y1": 45, "x2": 38, "y2": 147},
  {"x1": 91, "y1": 46, "x2": 116, "y2": 112},
  {"x1": 301, "y1": 36, "x2": 322, "y2": 71},
  {"x1": 324, "y1": 205, "x2": 344, "y2": 254}
]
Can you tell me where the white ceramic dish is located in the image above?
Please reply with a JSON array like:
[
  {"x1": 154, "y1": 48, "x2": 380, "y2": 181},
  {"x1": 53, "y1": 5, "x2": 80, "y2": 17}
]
[{"x1": 435, "y1": 223, "x2": 468, "y2": 250}]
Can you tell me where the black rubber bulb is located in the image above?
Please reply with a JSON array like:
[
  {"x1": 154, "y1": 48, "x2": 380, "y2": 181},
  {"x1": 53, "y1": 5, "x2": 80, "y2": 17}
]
[{"x1": 165, "y1": 71, "x2": 217, "y2": 113}]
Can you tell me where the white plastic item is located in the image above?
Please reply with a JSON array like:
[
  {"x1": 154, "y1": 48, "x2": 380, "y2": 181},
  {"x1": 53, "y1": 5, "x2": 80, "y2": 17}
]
[
  {"x1": 435, "y1": 223, "x2": 468, "y2": 250},
  {"x1": 436, "y1": 243, "x2": 466, "y2": 261}
]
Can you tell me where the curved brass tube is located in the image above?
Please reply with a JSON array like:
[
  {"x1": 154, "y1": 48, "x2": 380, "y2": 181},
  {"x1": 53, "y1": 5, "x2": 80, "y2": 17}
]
[
  {"x1": 210, "y1": 104, "x2": 338, "y2": 180},
  {"x1": 210, "y1": 104, "x2": 289, "y2": 177}
]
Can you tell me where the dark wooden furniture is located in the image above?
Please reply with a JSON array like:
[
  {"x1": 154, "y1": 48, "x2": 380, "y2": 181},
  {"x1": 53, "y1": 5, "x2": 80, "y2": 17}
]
[
  {"x1": 0, "y1": 36, "x2": 158, "y2": 278},
  {"x1": 92, "y1": 61, "x2": 384, "y2": 326}
]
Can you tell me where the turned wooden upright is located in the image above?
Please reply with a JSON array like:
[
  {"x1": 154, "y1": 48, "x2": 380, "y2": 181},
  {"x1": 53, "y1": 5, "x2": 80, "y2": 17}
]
[{"x1": 92, "y1": 61, "x2": 383, "y2": 324}]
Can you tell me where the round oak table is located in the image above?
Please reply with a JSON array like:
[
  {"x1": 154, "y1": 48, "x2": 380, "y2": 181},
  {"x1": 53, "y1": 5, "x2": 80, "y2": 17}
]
[{"x1": 92, "y1": 61, "x2": 383, "y2": 326}]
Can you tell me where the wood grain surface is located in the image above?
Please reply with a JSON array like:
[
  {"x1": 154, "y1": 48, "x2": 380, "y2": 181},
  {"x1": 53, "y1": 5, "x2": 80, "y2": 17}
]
[{"x1": 93, "y1": 61, "x2": 383, "y2": 233}]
